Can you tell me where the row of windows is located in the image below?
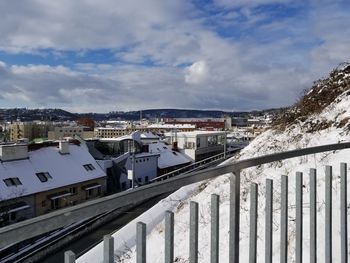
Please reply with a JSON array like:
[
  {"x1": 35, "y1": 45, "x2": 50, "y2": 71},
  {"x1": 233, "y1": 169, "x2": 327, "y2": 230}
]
[
  {"x1": 3, "y1": 164, "x2": 96, "y2": 187},
  {"x1": 43, "y1": 186, "x2": 101, "y2": 210},
  {"x1": 59, "y1": 130, "x2": 82, "y2": 133},
  {"x1": 135, "y1": 158, "x2": 150, "y2": 163}
]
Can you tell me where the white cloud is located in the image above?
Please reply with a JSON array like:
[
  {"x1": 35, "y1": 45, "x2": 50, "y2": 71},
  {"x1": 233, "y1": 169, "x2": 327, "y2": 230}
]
[
  {"x1": 185, "y1": 60, "x2": 209, "y2": 84},
  {"x1": 0, "y1": 1, "x2": 350, "y2": 112}
]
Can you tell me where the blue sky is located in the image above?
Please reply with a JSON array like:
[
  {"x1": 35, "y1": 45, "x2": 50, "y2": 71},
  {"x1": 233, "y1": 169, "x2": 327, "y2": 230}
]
[{"x1": 0, "y1": 0, "x2": 349, "y2": 112}]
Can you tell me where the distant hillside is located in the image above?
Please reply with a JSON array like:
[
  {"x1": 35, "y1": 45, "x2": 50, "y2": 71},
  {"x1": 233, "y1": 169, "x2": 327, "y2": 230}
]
[
  {"x1": 0, "y1": 108, "x2": 77, "y2": 122},
  {"x1": 79, "y1": 108, "x2": 282, "y2": 121},
  {"x1": 0, "y1": 107, "x2": 283, "y2": 122}
]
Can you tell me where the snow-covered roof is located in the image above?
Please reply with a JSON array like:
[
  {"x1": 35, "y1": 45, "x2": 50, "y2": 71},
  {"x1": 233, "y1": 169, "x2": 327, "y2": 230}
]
[
  {"x1": 147, "y1": 123, "x2": 196, "y2": 129},
  {"x1": 0, "y1": 144, "x2": 106, "y2": 201},
  {"x1": 96, "y1": 127, "x2": 126, "y2": 130},
  {"x1": 175, "y1": 130, "x2": 226, "y2": 137},
  {"x1": 140, "y1": 132, "x2": 160, "y2": 139},
  {"x1": 148, "y1": 142, "x2": 191, "y2": 169}
]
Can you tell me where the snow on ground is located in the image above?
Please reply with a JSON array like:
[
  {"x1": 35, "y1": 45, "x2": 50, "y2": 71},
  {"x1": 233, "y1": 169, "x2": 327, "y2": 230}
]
[{"x1": 78, "y1": 92, "x2": 350, "y2": 263}]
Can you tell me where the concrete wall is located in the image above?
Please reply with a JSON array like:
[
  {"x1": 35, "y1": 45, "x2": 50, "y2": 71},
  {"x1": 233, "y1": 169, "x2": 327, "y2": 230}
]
[{"x1": 0, "y1": 144, "x2": 28, "y2": 161}]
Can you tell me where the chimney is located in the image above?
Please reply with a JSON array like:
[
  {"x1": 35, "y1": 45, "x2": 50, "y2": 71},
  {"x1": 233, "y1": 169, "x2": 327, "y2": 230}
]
[
  {"x1": 172, "y1": 141, "x2": 178, "y2": 151},
  {"x1": 59, "y1": 141, "x2": 70, "y2": 155},
  {"x1": 0, "y1": 144, "x2": 29, "y2": 161}
]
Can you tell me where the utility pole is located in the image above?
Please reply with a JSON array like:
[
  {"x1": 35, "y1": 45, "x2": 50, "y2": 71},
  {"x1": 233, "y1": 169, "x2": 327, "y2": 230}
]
[
  {"x1": 131, "y1": 136, "x2": 136, "y2": 188},
  {"x1": 224, "y1": 131, "x2": 227, "y2": 159},
  {"x1": 127, "y1": 138, "x2": 136, "y2": 189}
]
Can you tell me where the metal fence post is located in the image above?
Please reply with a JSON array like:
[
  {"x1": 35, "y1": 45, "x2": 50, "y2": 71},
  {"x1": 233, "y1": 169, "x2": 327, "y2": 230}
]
[
  {"x1": 165, "y1": 211, "x2": 174, "y2": 263},
  {"x1": 189, "y1": 201, "x2": 199, "y2": 263},
  {"x1": 249, "y1": 183, "x2": 258, "y2": 263},
  {"x1": 265, "y1": 179, "x2": 273, "y2": 263},
  {"x1": 340, "y1": 163, "x2": 348, "y2": 263},
  {"x1": 296, "y1": 172, "x2": 303, "y2": 263},
  {"x1": 137, "y1": 222, "x2": 146, "y2": 263},
  {"x1": 229, "y1": 170, "x2": 240, "y2": 263},
  {"x1": 211, "y1": 194, "x2": 220, "y2": 263},
  {"x1": 64, "y1": 250, "x2": 76, "y2": 263},
  {"x1": 310, "y1": 168, "x2": 317, "y2": 263},
  {"x1": 280, "y1": 175, "x2": 288, "y2": 263},
  {"x1": 103, "y1": 235, "x2": 114, "y2": 263},
  {"x1": 325, "y1": 165, "x2": 332, "y2": 263}
]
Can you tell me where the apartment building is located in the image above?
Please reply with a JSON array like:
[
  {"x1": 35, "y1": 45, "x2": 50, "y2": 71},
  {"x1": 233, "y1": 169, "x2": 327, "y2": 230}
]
[
  {"x1": 9, "y1": 122, "x2": 51, "y2": 142},
  {"x1": 0, "y1": 141, "x2": 106, "y2": 226},
  {"x1": 48, "y1": 126, "x2": 94, "y2": 140},
  {"x1": 173, "y1": 131, "x2": 226, "y2": 161}
]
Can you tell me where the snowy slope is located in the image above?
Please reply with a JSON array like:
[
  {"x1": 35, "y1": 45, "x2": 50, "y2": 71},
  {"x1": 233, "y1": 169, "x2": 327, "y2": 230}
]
[{"x1": 78, "y1": 65, "x2": 350, "y2": 263}]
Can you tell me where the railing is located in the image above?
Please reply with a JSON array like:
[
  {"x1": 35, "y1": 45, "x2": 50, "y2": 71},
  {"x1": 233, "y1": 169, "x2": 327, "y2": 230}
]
[
  {"x1": 149, "y1": 150, "x2": 235, "y2": 183},
  {"x1": 63, "y1": 157, "x2": 350, "y2": 262},
  {"x1": 1, "y1": 142, "x2": 350, "y2": 252}
]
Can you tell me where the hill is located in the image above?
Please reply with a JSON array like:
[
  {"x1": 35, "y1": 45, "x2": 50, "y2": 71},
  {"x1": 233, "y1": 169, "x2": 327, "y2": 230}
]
[{"x1": 78, "y1": 63, "x2": 350, "y2": 262}]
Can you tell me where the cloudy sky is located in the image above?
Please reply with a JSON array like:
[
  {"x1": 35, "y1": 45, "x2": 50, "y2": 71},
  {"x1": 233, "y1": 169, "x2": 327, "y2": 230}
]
[{"x1": 0, "y1": 0, "x2": 349, "y2": 113}]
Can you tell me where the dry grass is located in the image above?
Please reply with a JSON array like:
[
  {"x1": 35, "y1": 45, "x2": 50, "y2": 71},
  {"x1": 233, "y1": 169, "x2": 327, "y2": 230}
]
[{"x1": 273, "y1": 63, "x2": 350, "y2": 131}]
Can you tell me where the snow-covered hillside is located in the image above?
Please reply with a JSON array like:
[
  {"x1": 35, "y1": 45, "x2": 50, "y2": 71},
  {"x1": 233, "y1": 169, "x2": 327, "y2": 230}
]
[{"x1": 78, "y1": 64, "x2": 350, "y2": 263}]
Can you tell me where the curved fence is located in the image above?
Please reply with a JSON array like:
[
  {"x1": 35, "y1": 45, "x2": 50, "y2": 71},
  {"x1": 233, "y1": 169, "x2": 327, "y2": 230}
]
[{"x1": 1, "y1": 142, "x2": 350, "y2": 257}]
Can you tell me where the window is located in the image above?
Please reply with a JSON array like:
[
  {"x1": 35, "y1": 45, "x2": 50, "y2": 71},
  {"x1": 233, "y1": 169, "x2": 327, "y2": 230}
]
[
  {"x1": 196, "y1": 138, "x2": 201, "y2": 148},
  {"x1": 36, "y1": 172, "x2": 52, "y2": 182},
  {"x1": 86, "y1": 188, "x2": 93, "y2": 199},
  {"x1": 138, "y1": 178, "x2": 142, "y2": 183},
  {"x1": 10, "y1": 212, "x2": 16, "y2": 221},
  {"x1": 145, "y1": 176, "x2": 149, "y2": 183},
  {"x1": 69, "y1": 187, "x2": 77, "y2": 194},
  {"x1": 83, "y1": 164, "x2": 95, "y2": 171},
  {"x1": 42, "y1": 200, "x2": 46, "y2": 207},
  {"x1": 3, "y1": 177, "x2": 22, "y2": 187}
]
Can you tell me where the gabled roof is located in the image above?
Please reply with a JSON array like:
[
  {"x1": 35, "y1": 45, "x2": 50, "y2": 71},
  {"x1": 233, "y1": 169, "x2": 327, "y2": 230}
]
[
  {"x1": 148, "y1": 142, "x2": 191, "y2": 169},
  {"x1": 0, "y1": 144, "x2": 106, "y2": 201}
]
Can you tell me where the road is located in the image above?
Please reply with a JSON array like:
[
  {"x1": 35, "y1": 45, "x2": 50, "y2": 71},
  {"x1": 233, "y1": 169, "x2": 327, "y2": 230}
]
[{"x1": 40, "y1": 193, "x2": 170, "y2": 263}]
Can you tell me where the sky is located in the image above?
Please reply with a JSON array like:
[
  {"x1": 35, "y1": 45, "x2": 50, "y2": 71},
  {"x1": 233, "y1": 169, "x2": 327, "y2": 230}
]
[{"x1": 0, "y1": 0, "x2": 350, "y2": 113}]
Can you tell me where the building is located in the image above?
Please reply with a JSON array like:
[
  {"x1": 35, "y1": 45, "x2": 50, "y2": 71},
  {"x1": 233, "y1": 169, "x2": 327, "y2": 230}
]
[
  {"x1": 48, "y1": 126, "x2": 94, "y2": 140},
  {"x1": 94, "y1": 124, "x2": 195, "y2": 139},
  {"x1": 148, "y1": 141, "x2": 192, "y2": 175},
  {"x1": 172, "y1": 131, "x2": 226, "y2": 161},
  {"x1": 85, "y1": 133, "x2": 159, "y2": 192},
  {"x1": 0, "y1": 141, "x2": 106, "y2": 226},
  {"x1": 146, "y1": 123, "x2": 196, "y2": 133},
  {"x1": 94, "y1": 127, "x2": 132, "y2": 138},
  {"x1": 85, "y1": 132, "x2": 193, "y2": 191},
  {"x1": 163, "y1": 117, "x2": 232, "y2": 130},
  {"x1": 9, "y1": 122, "x2": 51, "y2": 142},
  {"x1": 119, "y1": 152, "x2": 159, "y2": 189}
]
